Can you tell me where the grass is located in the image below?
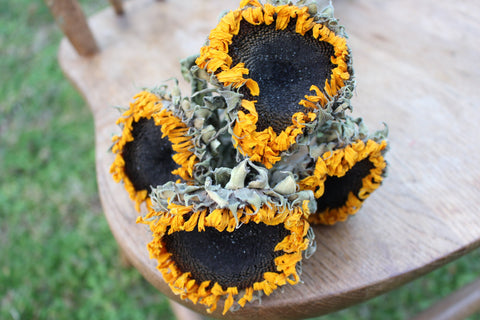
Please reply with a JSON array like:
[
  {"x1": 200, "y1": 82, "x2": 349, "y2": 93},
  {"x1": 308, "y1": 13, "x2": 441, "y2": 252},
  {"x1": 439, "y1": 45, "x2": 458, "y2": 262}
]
[{"x1": 0, "y1": 1, "x2": 478, "y2": 319}]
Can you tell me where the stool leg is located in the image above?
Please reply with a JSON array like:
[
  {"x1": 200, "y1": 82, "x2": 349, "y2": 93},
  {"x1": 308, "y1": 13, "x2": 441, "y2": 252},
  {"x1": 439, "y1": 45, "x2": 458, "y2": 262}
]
[
  {"x1": 411, "y1": 278, "x2": 480, "y2": 320},
  {"x1": 169, "y1": 300, "x2": 204, "y2": 320},
  {"x1": 43, "y1": 0, "x2": 99, "y2": 56}
]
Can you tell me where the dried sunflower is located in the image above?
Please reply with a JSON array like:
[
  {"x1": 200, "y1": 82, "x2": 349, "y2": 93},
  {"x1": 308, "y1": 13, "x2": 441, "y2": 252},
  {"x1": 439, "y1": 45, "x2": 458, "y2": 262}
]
[
  {"x1": 196, "y1": 0, "x2": 353, "y2": 168},
  {"x1": 299, "y1": 138, "x2": 388, "y2": 225},
  {"x1": 138, "y1": 160, "x2": 316, "y2": 314},
  {"x1": 109, "y1": 1, "x2": 391, "y2": 315},
  {"x1": 110, "y1": 90, "x2": 198, "y2": 211}
]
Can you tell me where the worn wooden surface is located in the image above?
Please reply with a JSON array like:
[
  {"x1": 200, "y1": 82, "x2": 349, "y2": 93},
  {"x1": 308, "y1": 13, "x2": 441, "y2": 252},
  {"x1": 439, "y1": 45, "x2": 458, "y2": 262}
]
[{"x1": 58, "y1": 0, "x2": 480, "y2": 319}]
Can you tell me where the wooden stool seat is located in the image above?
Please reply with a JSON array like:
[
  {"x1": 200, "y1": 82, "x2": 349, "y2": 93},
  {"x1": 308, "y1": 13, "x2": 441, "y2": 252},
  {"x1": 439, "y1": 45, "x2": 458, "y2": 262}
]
[{"x1": 55, "y1": 0, "x2": 480, "y2": 318}]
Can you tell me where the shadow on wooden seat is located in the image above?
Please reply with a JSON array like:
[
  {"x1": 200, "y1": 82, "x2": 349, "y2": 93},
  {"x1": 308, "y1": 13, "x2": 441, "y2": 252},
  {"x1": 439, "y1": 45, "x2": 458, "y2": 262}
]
[{"x1": 46, "y1": 0, "x2": 480, "y2": 319}]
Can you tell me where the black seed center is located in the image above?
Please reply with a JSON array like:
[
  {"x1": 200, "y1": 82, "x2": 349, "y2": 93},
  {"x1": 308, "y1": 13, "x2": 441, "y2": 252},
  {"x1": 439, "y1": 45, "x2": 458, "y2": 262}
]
[
  {"x1": 123, "y1": 118, "x2": 177, "y2": 191},
  {"x1": 230, "y1": 18, "x2": 336, "y2": 133},
  {"x1": 164, "y1": 222, "x2": 290, "y2": 290},
  {"x1": 316, "y1": 158, "x2": 375, "y2": 212}
]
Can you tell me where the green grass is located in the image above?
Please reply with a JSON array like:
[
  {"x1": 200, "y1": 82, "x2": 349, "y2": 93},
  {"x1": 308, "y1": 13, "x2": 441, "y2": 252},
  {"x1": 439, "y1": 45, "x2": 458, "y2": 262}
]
[{"x1": 0, "y1": 1, "x2": 478, "y2": 319}]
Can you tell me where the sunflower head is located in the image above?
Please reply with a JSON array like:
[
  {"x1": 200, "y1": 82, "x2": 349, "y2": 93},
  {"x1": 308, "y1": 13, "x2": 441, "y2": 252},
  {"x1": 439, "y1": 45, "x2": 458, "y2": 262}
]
[
  {"x1": 296, "y1": 118, "x2": 389, "y2": 224},
  {"x1": 110, "y1": 90, "x2": 199, "y2": 211},
  {"x1": 196, "y1": 0, "x2": 353, "y2": 168},
  {"x1": 138, "y1": 160, "x2": 316, "y2": 314}
]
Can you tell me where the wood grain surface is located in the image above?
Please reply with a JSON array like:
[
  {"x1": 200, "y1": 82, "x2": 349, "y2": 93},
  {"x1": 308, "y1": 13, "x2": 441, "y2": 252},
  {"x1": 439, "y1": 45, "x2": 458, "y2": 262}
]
[{"x1": 57, "y1": 0, "x2": 480, "y2": 319}]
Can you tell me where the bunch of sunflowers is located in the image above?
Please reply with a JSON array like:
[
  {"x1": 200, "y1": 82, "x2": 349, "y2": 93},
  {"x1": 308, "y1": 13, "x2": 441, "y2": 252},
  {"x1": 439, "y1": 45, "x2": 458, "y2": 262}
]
[{"x1": 110, "y1": 0, "x2": 388, "y2": 315}]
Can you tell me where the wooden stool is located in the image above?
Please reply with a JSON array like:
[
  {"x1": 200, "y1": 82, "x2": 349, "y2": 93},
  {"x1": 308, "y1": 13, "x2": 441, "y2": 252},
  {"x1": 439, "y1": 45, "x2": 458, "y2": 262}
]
[{"x1": 46, "y1": 0, "x2": 480, "y2": 318}]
